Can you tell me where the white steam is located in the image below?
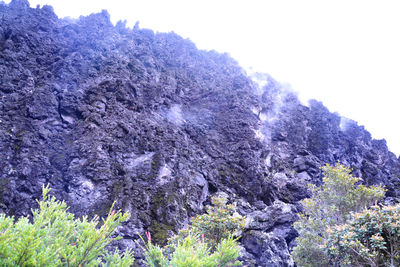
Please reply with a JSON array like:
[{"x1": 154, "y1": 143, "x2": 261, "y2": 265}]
[
  {"x1": 248, "y1": 71, "x2": 270, "y2": 96},
  {"x1": 248, "y1": 71, "x2": 301, "y2": 143},
  {"x1": 166, "y1": 104, "x2": 185, "y2": 125},
  {"x1": 339, "y1": 116, "x2": 357, "y2": 132}
]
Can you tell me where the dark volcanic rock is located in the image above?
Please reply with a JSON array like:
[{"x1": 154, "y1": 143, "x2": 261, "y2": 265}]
[{"x1": 1, "y1": 1, "x2": 400, "y2": 266}]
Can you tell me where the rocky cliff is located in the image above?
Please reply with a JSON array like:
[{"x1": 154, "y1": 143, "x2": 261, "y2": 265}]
[{"x1": 1, "y1": 1, "x2": 400, "y2": 266}]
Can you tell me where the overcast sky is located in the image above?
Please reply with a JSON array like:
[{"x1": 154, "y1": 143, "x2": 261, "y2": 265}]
[{"x1": 7, "y1": 0, "x2": 400, "y2": 156}]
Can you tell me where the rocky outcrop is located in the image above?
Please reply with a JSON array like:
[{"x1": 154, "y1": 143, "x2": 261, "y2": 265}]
[{"x1": 1, "y1": 1, "x2": 400, "y2": 266}]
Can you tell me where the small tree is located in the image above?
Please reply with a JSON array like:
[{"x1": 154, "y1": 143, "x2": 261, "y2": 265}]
[
  {"x1": 141, "y1": 196, "x2": 245, "y2": 267},
  {"x1": 0, "y1": 185, "x2": 134, "y2": 266},
  {"x1": 324, "y1": 204, "x2": 400, "y2": 267},
  {"x1": 190, "y1": 197, "x2": 245, "y2": 248},
  {"x1": 292, "y1": 163, "x2": 386, "y2": 267}
]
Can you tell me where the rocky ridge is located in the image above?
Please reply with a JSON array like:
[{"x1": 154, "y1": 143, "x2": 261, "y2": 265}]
[{"x1": 1, "y1": 1, "x2": 400, "y2": 266}]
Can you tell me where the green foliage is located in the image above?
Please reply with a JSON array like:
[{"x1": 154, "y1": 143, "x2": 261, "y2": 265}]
[
  {"x1": 324, "y1": 204, "x2": 400, "y2": 267},
  {"x1": 190, "y1": 197, "x2": 245, "y2": 248},
  {"x1": 0, "y1": 185, "x2": 134, "y2": 266},
  {"x1": 142, "y1": 232, "x2": 241, "y2": 267},
  {"x1": 167, "y1": 196, "x2": 245, "y2": 251},
  {"x1": 141, "y1": 196, "x2": 245, "y2": 267},
  {"x1": 292, "y1": 163, "x2": 386, "y2": 267}
]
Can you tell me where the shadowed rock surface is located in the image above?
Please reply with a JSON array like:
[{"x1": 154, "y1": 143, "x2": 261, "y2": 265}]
[{"x1": 1, "y1": 1, "x2": 400, "y2": 266}]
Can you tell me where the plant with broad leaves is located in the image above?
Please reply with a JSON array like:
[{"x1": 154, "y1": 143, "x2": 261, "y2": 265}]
[
  {"x1": 292, "y1": 163, "x2": 386, "y2": 267},
  {"x1": 324, "y1": 203, "x2": 400, "y2": 267}
]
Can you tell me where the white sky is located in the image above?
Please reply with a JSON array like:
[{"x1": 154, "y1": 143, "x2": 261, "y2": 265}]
[{"x1": 6, "y1": 0, "x2": 400, "y2": 156}]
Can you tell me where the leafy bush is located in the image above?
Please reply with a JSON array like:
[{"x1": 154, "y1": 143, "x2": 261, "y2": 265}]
[
  {"x1": 142, "y1": 232, "x2": 241, "y2": 267},
  {"x1": 141, "y1": 196, "x2": 245, "y2": 267},
  {"x1": 0, "y1": 185, "x2": 134, "y2": 266},
  {"x1": 292, "y1": 163, "x2": 386, "y2": 267},
  {"x1": 324, "y1": 203, "x2": 400, "y2": 266},
  {"x1": 190, "y1": 197, "x2": 245, "y2": 248}
]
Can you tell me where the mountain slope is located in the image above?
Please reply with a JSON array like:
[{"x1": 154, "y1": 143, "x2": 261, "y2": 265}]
[{"x1": 1, "y1": 1, "x2": 399, "y2": 266}]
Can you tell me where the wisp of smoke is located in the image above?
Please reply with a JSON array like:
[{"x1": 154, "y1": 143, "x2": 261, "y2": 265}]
[{"x1": 166, "y1": 104, "x2": 185, "y2": 125}]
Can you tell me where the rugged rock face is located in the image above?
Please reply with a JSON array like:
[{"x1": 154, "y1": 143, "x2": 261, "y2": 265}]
[{"x1": 1, "y1": 1, "x2": 400, "y2": 266}]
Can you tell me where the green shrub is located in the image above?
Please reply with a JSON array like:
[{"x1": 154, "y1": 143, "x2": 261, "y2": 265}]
[
  {"x1": 292, "y1": 163, "x2": 385, "y2": 267},
  {"x1": 0, "y1": 185, "x2": 134, "y2": 266},
  {"x1": 141, "y1": 196, "x2": 245, "y2": 267},
  {"x1": 142, "y1": 232, "x2": 241, "y2": 267},
  {"x1": 324, "y1": 203, "x2": 400, "y2": 266},
  {"x1": 190, "y1": 196, "x2": 245, "y2": 248}
]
